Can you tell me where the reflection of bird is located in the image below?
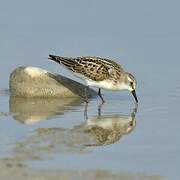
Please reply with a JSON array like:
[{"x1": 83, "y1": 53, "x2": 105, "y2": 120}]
[
  {"x1": 10, "y1": 106, "x2": 137, "y2": 160},
  {"x1": 75, "y1": 106, "x2": 137, "y2": 146},
  {"x1": 48, "y1": 54, "x2": 138, "y2": 103}
]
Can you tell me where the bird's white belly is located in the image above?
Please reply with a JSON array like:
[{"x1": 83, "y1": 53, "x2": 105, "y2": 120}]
[
  {"x1": 86, "y1": 79, "x2": 119, "y2": 90},
  {"x1": 73, "y1": 72, "x2": 126, "y2": 90}
]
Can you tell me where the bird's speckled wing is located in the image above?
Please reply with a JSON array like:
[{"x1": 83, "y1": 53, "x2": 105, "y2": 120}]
[{"x1": 48, "y1": 55, "x2": 124, "y2": 81}]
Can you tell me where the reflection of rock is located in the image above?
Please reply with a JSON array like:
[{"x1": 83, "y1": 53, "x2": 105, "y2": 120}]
[
  {"x1": 9, "y1": 96, "x2": 83, "y2": 124},
  {"x1": 9, "y1": 66, "x2": 97, "y2": 98},
  {"x1": 9, "y1": 108, "x2": 137, "y2": 161}
]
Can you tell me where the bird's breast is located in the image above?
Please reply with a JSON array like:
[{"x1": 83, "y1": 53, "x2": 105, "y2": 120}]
[{"x1": 86, "y1": 79, "x2": 120, "y2": 90}]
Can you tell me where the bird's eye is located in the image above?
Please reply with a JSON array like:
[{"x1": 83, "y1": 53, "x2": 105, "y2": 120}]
[{"x1": 130, "y1": 82, "x2": 135, "y2": 89}]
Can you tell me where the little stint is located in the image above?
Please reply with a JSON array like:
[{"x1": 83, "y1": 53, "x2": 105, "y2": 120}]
[{"x1": 48, "y1": 54, "x2": 138, "y2": 103}]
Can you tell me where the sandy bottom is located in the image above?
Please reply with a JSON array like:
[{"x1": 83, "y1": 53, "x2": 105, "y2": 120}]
[{"x1": 0, "y1": 159, "x2": 164, "y2": 180}]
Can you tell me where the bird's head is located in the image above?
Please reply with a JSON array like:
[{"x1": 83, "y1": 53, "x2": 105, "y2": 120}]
[{"x1": 124, "y1": 72, "x2": 138, "y2": 103}]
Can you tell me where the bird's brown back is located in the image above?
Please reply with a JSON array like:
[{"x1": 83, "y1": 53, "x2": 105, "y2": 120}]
[{"x1": 49, "y1": 55, "x2": 124, "y2": 81}]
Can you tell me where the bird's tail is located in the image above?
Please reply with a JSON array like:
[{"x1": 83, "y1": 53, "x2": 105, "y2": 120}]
[
  {"x1": 48, "y1": 54, "x2": 75, "y2": 69},
  {"x1": 48, "y1": 54, "x2": 62, "y2": 64}
]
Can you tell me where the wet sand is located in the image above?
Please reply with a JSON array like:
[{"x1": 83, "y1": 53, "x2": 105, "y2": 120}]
[{"x1": 0, "y1": 160, "x2": 164, "y2": 180}]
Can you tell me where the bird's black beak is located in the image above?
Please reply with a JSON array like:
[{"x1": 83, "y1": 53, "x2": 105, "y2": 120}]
[{"x1": 131, "y1": 90, "x2": 138, "y2": 103}]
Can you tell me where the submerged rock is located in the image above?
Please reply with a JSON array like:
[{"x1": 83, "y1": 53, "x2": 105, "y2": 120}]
[{"x1": 9, "y1": 66, "x2": 97, "y2": 98}]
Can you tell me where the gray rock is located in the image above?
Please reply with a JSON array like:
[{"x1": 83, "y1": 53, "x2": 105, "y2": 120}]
[{"x1": 9, "y1": 66, "x2": 97, "y2": 98}]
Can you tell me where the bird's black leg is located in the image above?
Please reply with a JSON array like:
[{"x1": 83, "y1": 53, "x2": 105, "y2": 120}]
[
  {"x1": 84, "y1": 85, "x2": 89, "y2": 103},
  {"x1": 98, "y1": 101, "x2": 104, "y2": 117},
  {"x1": 98, "y1": 88, "x2": 105, "y2": 103},
  {"x1": 84, "y1": 101, "x2": 88, "y2": 119},
  {"x1": 131, "y1": 102, "x2": 138, "y2": 119}
]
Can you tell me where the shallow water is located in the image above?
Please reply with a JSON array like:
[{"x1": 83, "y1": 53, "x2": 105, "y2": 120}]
[{"x1": 0, "y1": 0, "x2": 180, "y2": 179}]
